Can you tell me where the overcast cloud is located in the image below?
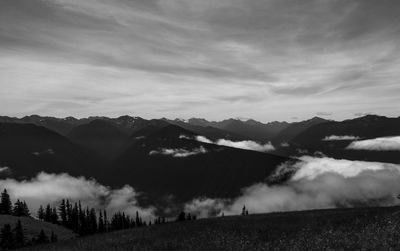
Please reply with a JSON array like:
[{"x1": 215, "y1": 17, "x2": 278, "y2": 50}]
[{"x1": 1, "y1": 0, "x2": 400, "y2": 121}]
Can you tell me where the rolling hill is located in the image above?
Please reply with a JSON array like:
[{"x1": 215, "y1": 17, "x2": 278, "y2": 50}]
[
  {"x1": 25, "y1": 206, "x2": 400, "y2": 251},
  {"x1": 0, "y1": 215, "x2": 75, "y2": 241}
]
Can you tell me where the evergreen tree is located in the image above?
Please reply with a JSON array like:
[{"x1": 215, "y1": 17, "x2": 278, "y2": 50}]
[
  {"x1": 37, "y1": 205, "x2": 45, "y2": 221},
  {"x1": 12, "y1": 199, "x2": 23, "y2": 216},
  {"x1": 103, "y1": 210, "x2": 108, "y2": 232},
  {"x1": 71, "y1": 203, "x2": 79, "y2": 233},
  {"x1": 0, "y1": 189, "x2": 12, "y2": 215},
  {"x1": 45, "y1": 204, "x2": 52, "y2": 222},
  {"x1": 22, "y1": 201, "x2": 30, "y2": 217},
  {"x1": 0, "y1": 224, "x2": 15, "y2": 249},
  {"x1": 135, "y1": 211, "x2": 141, "y2": 227},
  {"x1": 50, "y1": 231, "x2": 58, "y2": 243},
  {"x1": 176, "y1": 211, "x2": 186, "y2": 222},
  {"x1": 14, "y1": 219, "x2": 25, "y2": 248},
  {"x1": 51, "y1": 207, "x2": 59, "y2": 224},
  {"x1": 89, "y1": 208, "x2": 97, "y2": 234},
  {"x1": 66, "y1": 199, "x2": 72, "y2": 228},
  {"x1": 98, "y1": 210, "x2": 105, "y2": 233},
  {"x1": 36, "y1": 230, "x2": 49, "y2": 244},
  {"x1": 58, "y1": 199, "x2": 67, "y2": 226}
]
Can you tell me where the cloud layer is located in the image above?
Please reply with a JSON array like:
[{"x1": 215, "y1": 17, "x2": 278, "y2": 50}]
[
  {"x1": 185, "y1": 156, "x2": 400, "y2": 217},
  {"x1": 322, "y1": 135, "x2": 361, "y2": 141},
  {"x1": 195, "y1": 136, "x2": 275, "y2": 152},
  {"x1": 149, "y1": 146, "x2": 207, "y2": 157},
  {"x1": 347, "y1": 136, "x2": 400, "y2": 151},
  {"x1": 0, "y1": 172, "x2": 155, "y2": 220}
]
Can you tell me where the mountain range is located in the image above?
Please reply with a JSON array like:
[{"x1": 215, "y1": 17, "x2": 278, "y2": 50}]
[{"x1": 0, "y1": 114, "x2": 399, "y2": 209}]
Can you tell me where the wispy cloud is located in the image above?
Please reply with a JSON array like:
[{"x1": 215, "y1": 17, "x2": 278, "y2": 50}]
[
  {"x1": 185, "y1": 156, "x2": 400, "y2": 217},
  {"x1": 1, "y1": 0, "x2": 400, "y2": 120},
  {"x1": 195, "y1": 136, "x2": 275, "y2": 152},
  {"x1": 149, "y1": 146, "x2": 207, "y2": 157},
  {"x1": 347, "y1": 136, "x2": 400, "y2": 151},
  {"x1": 322, "y1": 135, "x2": 361, "y2": 141},
  {"x1": 0, "y1": 172, "x2": 155, "y2": 220}
]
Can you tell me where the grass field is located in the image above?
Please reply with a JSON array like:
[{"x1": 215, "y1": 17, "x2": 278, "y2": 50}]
[
  {"x1": 25, "y1": 206, "x2": 400, "y2": 250},
  {"x1": 0, "y1": 215, "x2": 75, "y2": 242}
]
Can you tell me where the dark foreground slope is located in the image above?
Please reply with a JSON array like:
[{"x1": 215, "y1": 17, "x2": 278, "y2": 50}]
[
  {"x1": 30, "y1": 206, "x2": 400, "y2": 251},
  {"x1": 0, "y1": 215, "x2": 75, "y2": 241}
]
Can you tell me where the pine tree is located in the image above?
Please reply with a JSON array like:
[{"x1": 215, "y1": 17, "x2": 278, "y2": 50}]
[
  {"x1": 22, "y1": 201, "x2": 30, "y2": 216},
  {"x1": 12, "y1": 199, "x2": 23, "y2": 216},
  {"x1": 58, "y1": 199, "x2": 67, "y2": 226},
  {"x1": 14, "y1": 219, "x2": 25, "y2": 248},
  {"x1": 0, "y1": 189, "x2": 12, "y2": 215},
  {"x1": 89, "y1": 208, "x2": 97, "y2": 234},
  {"x1": 98, "y1": 210, "x2": 105, "y2": 233},
  {"x1": 103, "y1": 210, "x2": 108, "y2": 232},
  {"x1": 66, "y1": 199, "x2": 72, "y2": 228},
  {"x1": 177, "y1": 211, "x2": 186, "y2": 222},
  {"x1": 0, "y1": 224, "x2": 15, "y2": 249},
  {"x1": 71, "y1": 202, "x2": 79, "y2": 233},
  {"x1": 45, "y1": 204, "x2": 52, "y2": 222},
  {"x1": 50, "y1": 231, "x2": 58, "y2": 243},
  {"x1": 135, "y1": 211, "x2": 141, "y2": 227},
  {"x1": 51, "y1": 207, "x2": 59, "y2": 224},
  {"x1": 37, "y1": 205, "x2": 45, "y2": 221},
  {"x1": 36, "y1": 229, "x2": 49, "y2": 244}
]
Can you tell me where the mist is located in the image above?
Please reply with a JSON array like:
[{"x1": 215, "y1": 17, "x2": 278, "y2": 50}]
[
  {"x1": 0, "y1": 172, "x2": 155, "y2": 220},
  {"x1": 149, "y1": 146, "x2": 207, "y2": 157},
  {"x1": 194, "y1": 135, "x2": 275, "y2": 152},
  {"x1": 347, "y1": 136, "x2": 400, "y2": 151},
  {"x1": 185, "y1": 156, "x2": 400, "y2": 218}
]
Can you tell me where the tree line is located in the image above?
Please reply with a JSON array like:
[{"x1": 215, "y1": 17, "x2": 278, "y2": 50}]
[
  {"x1": 0, "y1": 188, "x2": 200, "y2": 249},
  {"x1": 37, "y1": 198, "x2": 149, "y2": 236}
]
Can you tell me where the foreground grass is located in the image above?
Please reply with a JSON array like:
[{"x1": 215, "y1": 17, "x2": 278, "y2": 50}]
[{"x1": 27, "y1": 206, "x2": 400, "y2": 250}]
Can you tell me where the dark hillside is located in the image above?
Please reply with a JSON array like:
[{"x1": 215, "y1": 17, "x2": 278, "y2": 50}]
[
  {"x1": 0, "y1": 122, "x2": 106, "y2": 179},
  {"x1": 29, "y1": 206, "x2": 400, "y2": 251},
  {"x1": 107, "y1": 125, "x2": 291, "y2": 205}
]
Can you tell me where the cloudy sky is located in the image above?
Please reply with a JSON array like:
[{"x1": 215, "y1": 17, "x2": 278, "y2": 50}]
[{"x1": 1, "y1": 0, "x2": 399, "y2": 122}]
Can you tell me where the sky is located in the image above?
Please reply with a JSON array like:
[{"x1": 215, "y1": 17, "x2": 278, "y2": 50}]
[{"x1": 1, "y1": 0, "x2": 400, "y2": 122}]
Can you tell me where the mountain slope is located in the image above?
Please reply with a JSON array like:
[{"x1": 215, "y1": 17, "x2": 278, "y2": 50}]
[
  {"x1": 282, "y1": 115, "x2": 400, "y2": 163},
  {"x1": 107, "y1": 125, "x2": 291, "y2": 205},
  {"x1": 0, "y1": 122, "x2": 105, "y2": 179},
  {"x1": 67, "y1": 120, "x2": 129, "y2": 158},
  {"x1": 272, "y1": 117, "x2": 329, "y2": 144},
  {"x1": 188, "y1": 118, "x2": 290, "y2": 142}
]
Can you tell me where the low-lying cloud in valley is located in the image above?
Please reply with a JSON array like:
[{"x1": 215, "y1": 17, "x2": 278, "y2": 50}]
[
  {"x1": 347, "y1": 136, "x2": 400, "y2": 151},
  {"x1": 194, "y1": 136, "x2": 275, "y2": 152},
  {"x1": 0, "y1": 167, "x2": 10, "y2": 173},
  {"x1": 185, "y1": 156, "x2": 400, "y2": 218},
  {"x1": 149, "y1": 146, "x2": 207, "y2": 157},
  {"x1": 322, "y1": 135, "x2": 361, "y2": 141},
  {"x1": 0, "y1": 172, "x2": 155, "y2": 220}
]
